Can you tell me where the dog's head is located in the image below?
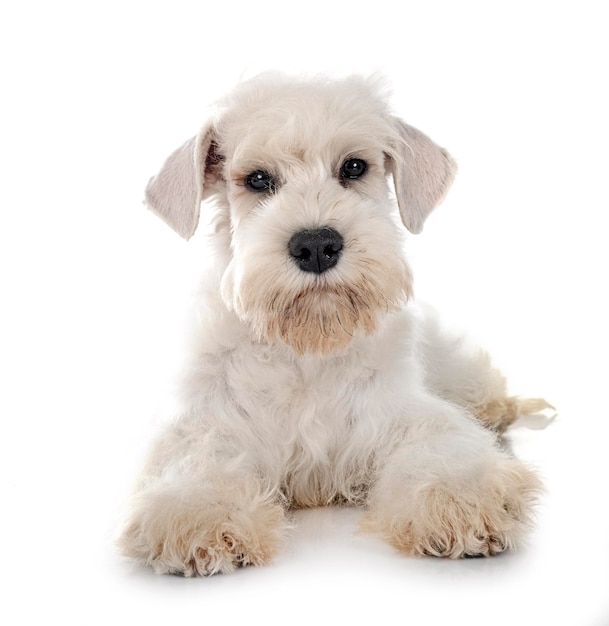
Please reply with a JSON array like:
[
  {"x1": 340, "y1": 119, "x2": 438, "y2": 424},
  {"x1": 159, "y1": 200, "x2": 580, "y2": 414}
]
[{"x1": 145, "y1": 74, "x2": 456, "y2": 355}]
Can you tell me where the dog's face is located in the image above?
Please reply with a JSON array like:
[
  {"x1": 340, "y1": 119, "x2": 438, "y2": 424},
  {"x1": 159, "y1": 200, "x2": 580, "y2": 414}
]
[{"x1": 144, "y1": 75, "x2": 456, "y2": 355}]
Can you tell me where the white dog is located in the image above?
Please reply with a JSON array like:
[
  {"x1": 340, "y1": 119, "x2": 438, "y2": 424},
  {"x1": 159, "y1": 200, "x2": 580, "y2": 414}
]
[{"x1": 119, "y1": 74, "x2": 551, "y2": 576}]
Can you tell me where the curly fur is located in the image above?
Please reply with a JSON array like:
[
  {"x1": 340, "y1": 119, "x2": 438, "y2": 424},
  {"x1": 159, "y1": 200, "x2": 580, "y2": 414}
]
[{"x1": 118, "y1": 74, "x2": 550, "y2": 576}]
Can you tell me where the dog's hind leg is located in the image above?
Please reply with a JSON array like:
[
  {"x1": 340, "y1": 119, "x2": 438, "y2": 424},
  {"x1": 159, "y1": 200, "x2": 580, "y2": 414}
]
[
  {"x1": 416, "y1": 308, "x2": 554, "y2": 433},
  {"x1": 470, "y1": 394, "x2": 555, "y2": 432}
]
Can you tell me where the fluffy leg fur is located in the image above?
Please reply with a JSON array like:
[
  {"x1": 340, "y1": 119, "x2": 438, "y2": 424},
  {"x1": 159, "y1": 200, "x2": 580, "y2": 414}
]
[
  {"x1": 362, "y1": 397, "x2": 542, "y2": 557},
  {"x1": 119, "y1": 481, "x2": 286, "y2": 576},
  {"x1": 118, "y1": 424, "x2": 289, "y2": 576},
  {"x1": 417, "y1": 310, "x2": 554, "y2": 432},
  {"x1": 473, "y1": 396, "x2": 555, "y2": 432}
]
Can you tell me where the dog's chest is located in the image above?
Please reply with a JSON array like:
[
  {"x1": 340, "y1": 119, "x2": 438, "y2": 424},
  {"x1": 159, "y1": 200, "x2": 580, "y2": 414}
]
[
  {"x1": 190, "y1": 315, "x2": 417, "y2": 504},
  {"x1": 230, "y1": 345, "x2": 379, "y2": 422},
  {"x1": 228, "y1": 338, "x2": 407, "y2": 452},
  {"x1": 262, "y1": 353, "x2": 383, "y2": 502},
  {"x1": 288, "y1": 356, "x2": 377, "y2": 430}
]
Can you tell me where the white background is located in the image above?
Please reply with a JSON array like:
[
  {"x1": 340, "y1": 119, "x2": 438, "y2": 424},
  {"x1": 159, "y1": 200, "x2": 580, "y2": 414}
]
[{"x1": 1, "y1": 1, "x2": 608, "y2": 624}]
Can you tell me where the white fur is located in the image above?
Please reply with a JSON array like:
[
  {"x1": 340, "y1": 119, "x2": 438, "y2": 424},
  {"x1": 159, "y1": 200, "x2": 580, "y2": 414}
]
[{"x1": 119, "y1": 74, "x2": 547, "y2": 576}]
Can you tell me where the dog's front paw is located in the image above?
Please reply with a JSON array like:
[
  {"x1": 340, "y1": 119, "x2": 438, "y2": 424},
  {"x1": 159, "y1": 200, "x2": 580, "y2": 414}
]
[
  {"x1": 119, "y1": 488, "x2": 287, "y2": 576},
  {"x1": 363, "y1": 459, "x2": 541, "y2": 558}
]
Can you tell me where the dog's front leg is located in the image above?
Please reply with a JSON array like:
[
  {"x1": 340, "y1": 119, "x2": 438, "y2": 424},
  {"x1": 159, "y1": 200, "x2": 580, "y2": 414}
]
[
  {"x1": 118, "y1": 424, "x2": 288, "y2": 576},
  {"x1": 363, "y1": 397, "x2": 541, "y2": 558}
]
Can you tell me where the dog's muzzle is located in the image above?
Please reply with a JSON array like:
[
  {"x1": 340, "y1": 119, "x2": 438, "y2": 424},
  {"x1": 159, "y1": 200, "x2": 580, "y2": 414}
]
[{"x1": 288, "y1": 227, "x2": 343, "y2": 274}]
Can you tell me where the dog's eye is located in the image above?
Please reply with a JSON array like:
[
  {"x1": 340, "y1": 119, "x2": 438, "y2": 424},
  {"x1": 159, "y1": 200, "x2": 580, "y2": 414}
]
[
  {"x1": 245, "y1": 170, "x2": 275, "y2": 192},
  {"x1": 340, "y1": 158, "x2": 367, "y2": 180}
]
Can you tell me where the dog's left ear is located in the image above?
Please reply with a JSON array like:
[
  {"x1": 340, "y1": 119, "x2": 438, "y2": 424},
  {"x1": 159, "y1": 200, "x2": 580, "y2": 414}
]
[
  {"x1": 144, "y1": 124, "x2": 217, "y2": 240},
  {"x1": 388, "y1": 120, "x2": 457, "y2": 234}
]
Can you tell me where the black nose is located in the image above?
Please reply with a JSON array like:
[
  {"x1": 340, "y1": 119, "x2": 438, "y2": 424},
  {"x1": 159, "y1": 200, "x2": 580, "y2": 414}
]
[{"x1": 288, "y1": 227, "x2": 344, "y2": 274}]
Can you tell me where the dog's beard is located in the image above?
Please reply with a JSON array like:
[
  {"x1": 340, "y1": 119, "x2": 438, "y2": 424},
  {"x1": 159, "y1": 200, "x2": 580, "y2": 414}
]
[{"x1": 236, "y1": 262, "x2": 412, "y2": 355}]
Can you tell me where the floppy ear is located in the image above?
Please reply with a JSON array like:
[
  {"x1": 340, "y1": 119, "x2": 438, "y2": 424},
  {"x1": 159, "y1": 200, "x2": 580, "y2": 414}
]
[
  {"x1": 388, "y1": 120, "x2": 457, "y2": 234},
  {"x1": 144, "y1": 124, "x2": 215, "y2": 240}
]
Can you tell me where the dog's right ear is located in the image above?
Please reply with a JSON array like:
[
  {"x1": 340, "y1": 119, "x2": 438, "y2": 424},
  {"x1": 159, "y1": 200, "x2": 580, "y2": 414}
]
[{"x1": 144, "y1": 124, "x2": 218, "y2": 240}]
